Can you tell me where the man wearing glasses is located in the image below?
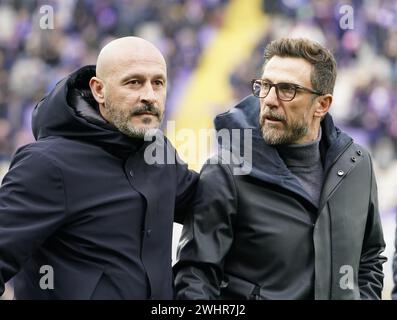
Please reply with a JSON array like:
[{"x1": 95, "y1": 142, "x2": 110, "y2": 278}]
[{"x1": 174, "y1": 38, "x2": 386, "y2": 299}]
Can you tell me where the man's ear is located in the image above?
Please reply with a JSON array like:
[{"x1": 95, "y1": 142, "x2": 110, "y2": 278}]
[
  {"x1": 314, "y1": 94, "x2": 332, "y2": 118},
  {"x1": 89, "y1": 77, "x2": 105, "y2": 105}
]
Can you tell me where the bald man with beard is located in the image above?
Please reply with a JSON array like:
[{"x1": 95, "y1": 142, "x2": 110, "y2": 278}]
[{"x1": 0, "y1": 37, "x2": 198, "y2": 299}]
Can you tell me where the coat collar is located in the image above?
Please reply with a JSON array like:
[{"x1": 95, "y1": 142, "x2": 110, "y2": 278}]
[
  {"x1": 214, "y1": 95, "x2": 353, "y2": 207},
  {"x1": 32, "y1": 65, "x2": 145, "y2": 159}
]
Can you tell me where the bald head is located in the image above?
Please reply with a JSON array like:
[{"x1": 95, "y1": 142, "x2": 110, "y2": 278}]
[
  {"x1": 96, "y1": 36, "x2": 167, "y2": 80},
  {"x1": 89, "y1": 36, "x2": 168, "y2": 139}
]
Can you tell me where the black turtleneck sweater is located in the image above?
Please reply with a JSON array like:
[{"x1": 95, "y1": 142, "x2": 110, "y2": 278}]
[{"x1": 276, "y1": 129, "x2": 323, "y2": 207}]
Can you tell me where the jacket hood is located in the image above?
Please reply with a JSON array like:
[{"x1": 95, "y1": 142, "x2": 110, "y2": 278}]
[
  {"x1": 32, "y1": 65, "x2": 144, "y2": 157},
  {"x1": 214, "y1": 95, "x2": 353, "y2": 205}
]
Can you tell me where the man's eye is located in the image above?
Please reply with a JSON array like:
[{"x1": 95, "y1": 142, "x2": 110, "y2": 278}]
[
  {"x1": 153, "y1": 80, "x2": 164, "y2": 86},
  {"x1": 279, "y1": 84, "x2": 295, "y2": 92},
  {"x1": 128, "y1": 80, "x2": 140, "y2": 85}
]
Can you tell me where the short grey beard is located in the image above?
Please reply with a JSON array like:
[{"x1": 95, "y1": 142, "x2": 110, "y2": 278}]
[
  {"x1": 104, "y1": 99, "x2": 161, "y2": 139},
  {"x1": 117, "y1": 123, "x2": 149, "y2": 139},
  {"x1": 262, "y1": 120, "x2": 308, "y2": 145}
]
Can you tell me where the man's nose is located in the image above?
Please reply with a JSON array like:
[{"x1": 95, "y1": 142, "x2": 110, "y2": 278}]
[
  {"x1": 140, "y1": 83, "x2": 156, "y2": 103},
  {"x1": 263, "y1": 86, "x2": 279, "y2": 107}
]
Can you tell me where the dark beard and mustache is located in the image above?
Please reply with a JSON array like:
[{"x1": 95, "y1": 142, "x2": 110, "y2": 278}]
[
  {"x1": 130, "y1": 103, "x2": 162, "y2": 119},
  {"x1": 105, "y1": 100, "x2": 163, "y2": 138},
  {"x1": 260, "y1": 108, "x2": 308, "y2": 145}
]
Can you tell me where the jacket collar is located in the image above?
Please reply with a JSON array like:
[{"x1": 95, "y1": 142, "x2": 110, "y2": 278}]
[
  {"x1": 32, "y1": 65, "x2": 145, "y2": 159},
  {"x1": 214, "y1": 95, "x2": 353, "y2": 207}
]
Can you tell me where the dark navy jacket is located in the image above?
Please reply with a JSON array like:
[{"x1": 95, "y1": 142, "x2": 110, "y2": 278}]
[{"x1": 0, "y1": 66, "x2": 197, "y2": 299}]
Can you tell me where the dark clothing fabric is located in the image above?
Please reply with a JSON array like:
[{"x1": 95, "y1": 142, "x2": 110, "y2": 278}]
[
  {"x1": 276, "y1": 131, "x2": 323, "y2": 206},
  {"x1": 0, "y1": 65, "x2": 198, "y2": 299},
  {"x1": 174, "y1": 95, "x2": 386, "y2": 300}
]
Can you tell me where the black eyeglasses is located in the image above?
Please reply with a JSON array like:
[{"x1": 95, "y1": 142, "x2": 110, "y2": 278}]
[{"x1": 251, "y1": 79, "x2": 323, "y2": 101}]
